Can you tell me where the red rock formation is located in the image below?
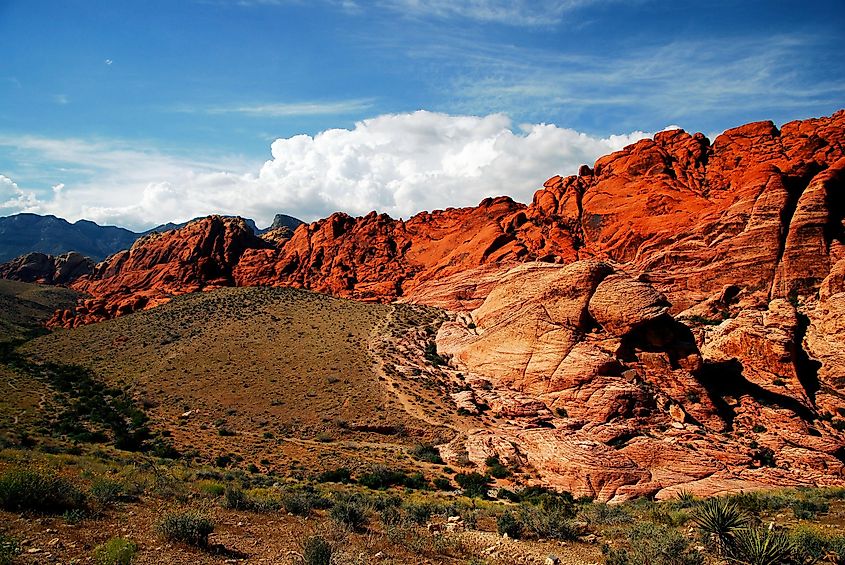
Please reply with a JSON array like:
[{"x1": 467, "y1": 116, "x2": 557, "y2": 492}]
[
  {"x1": 437, "y1": 261, "x2": 844, "y2": 500},
  {"x1": 0, "y1": 252, "x2": 94, "y2": 285},
  {"x1": 49, "y1": 216, "x2": 272, "y2": 327},
  {"x1": 11, "y1": 110, "x2": 843, "y2": 498},
  {"x1": 37, "y1": 110, "x2": 845, "y2": 327}
]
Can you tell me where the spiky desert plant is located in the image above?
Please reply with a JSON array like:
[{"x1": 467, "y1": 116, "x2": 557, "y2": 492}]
[
  {"x1": 728, "y1": 526, "x2": 795, "y2": 565},
  {"x1": 676, "y1": 490, "x2": 696, "y2": 504},
  {"x1": 693, "y1": 497, "x2": 747, "y2": 555}
]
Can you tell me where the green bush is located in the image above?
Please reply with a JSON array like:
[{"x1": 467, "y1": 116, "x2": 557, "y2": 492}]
[
  {"x1": 281, "y1": 490, "x2": 316, "y2": 516},
  {"x1": 455, "y1": 472, "x2": 490, "y2": 498},
  {"x1": 410, "y1": 444, "x2": 444, "y2": 464},
  {"x1": 790, "y1": 497, "x2": 829, "y2": 520},
  {"x1": 519, "y1": 497, "x2": 579, "y2": 541},
  {"x1": 330, "y1": 494, "x2": 370, "y2": 532},
  {"x1": 581, "y1": 502, "x2": 633, "y2": 526},
  {"x1": 222, "y1": 486, "x2": 248, "y2": 510},
  {"x1": 358, "y1": 466, "x2": 410, "y2": 490},
  {"x1": 726, "y1": 491, "x2": 790, "y2": 515},
  {"x1": 0, "y1": 468, "x2": 86, "y2": 513},
  {"x1": 789, "y1": 524, "x2": 845, "y2": 563},
  {"x1": 404, "y1": 501, "x2": 439, "y2": 525},
  {"x1": 157, "y1": 510, "x2": 214, "y2": 546},
  {"x1": 92, "y1": 537, "x2": 137, "y2": 565},
  {"x1": 90, "y1": 478, "x2": 125, "y2": 506},
  {"x1": 433, "y1": 477, "x2": 453, "y2": 491},
  {"x1": 728, "y1": 527, "x2": 794, "y2": 565},
  {"x1": 301, "y1": 535, "x2": 333, "y2": 565},
  {"x1": 602, "y1": 522, "x2": 703, "y2": 565},
  {"x1": 497, "y1": 511, "x2": 522, "y2": 539},
  {"x1": 316, "y1": 467, "x2": 352, "y2": 483},
  {"x1": 196, "y1": 481, "x2": 225, "y2": 497},
  {"x1": 0, "y1": 533, "x2": 18, "y2": 565},
  {"x1": 485, "y1": 456, "x2": 511, "y2": 479},
  {"x1": 693, "y1": 497, "x2": 747, "y2": 554}
]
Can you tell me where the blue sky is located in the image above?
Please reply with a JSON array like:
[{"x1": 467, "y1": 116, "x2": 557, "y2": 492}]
[{"x1": 1, "y1": 0, "x2": 843, "y2": 229}]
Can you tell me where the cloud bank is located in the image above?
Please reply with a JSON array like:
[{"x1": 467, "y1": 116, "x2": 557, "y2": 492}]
[{"x1": 0, "y1": 111, "x2": 649, "y2": 230}]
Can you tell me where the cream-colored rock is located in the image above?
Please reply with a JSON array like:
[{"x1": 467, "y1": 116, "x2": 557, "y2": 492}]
[{"x1": 588, "y1": 274, "x2": 671, "y2": 336}]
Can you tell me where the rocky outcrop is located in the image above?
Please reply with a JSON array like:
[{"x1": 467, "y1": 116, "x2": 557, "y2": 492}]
[
  {"x1": 0, "y1": 252, "x2": 94, "y2": 285},
  {"x1": 49, "y1": 216, "x2": 273, "y2": 327},
  {"x1": 436, "y1": 261, "x2": 845, "y2": 501},
  {"x1": 33, "y1": 110, "x2": 845, "y2": 327}
]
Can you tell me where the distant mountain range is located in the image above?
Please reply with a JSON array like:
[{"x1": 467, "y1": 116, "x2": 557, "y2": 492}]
[{"x1": 0, "y1": 212, "x2": 303, "y2": 263}]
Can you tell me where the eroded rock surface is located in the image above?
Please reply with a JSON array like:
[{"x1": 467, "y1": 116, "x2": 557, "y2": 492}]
[
  {"x1": 0, "y1": 252, "x2": 94, "y2": 285},
  {"x1": 436, "y1": 262, "x2": 844, "y2": 501},
  {"x1": 7, "y1": 110, "x2": 844, "y2": 499}
]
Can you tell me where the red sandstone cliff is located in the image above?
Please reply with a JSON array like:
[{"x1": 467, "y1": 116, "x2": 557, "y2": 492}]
[
  {"x1": 34, "y1": 110, "x2": 844, "y2": 325},
  {"x1": 6, "y1": 109, "x2": 843, "y2": 499}
]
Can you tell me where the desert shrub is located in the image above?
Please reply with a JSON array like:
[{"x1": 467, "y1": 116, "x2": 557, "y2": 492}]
[
  {"x1": 222, "y1": 486, "x2": 247, "y2": 509},
  {"x1": 675, "y1": 490, "x2": 696, "y2": 507},
  {"x1": 496, "y1": 511, "x2": 522, "y2": 539},
  {"x1": 497, "y1": 487, "x2": 519, "y2": 502},
  {"x1": 751, "y1": 447, "x2": 777, "y2": 467},
  {"x1": 281, "y1": 490, "x2": 317, "y2": 516},
  {"x1": 92, "y1": 537, "x2": 137, "y2": 565},
  {"x1": 424, "y1": 341, "x2": 447, "y2": 366},
  {"x1": 157, "y1": 510, "x2": 214, "y2": 546},
  {"x1": 404, "y1": 501, "x2": 438, "y2": 525},
  {"x1": 790, "y1": 497, "x2": 829, "y2": 520},
  {"x1": 0, "y1": 468, "x2": 86, "y2": 513},
  {"x1": 316, "y1": 467, "x2": 352, "y2": 483},
  {"x1": 379, "y1": 505, "x2": 405, "y2": 527},
  {"x1": 518, "y1": 485, "x2": 574, "y2": 506},
  {"x1": 693, "y1": 497, "x2": 747, "y2": 554},
  {"x1": 581, "y1": 502, "x2": 633, "y2": 526},
  {"x1": 726, "y1": 490, "x2": 791, "y2": 516},
  {"x1": 370, "y1": 493, "x2": 402, "y2": 511},
  {"x1": 301, "y1": 535, "x2": 333, "y2": 565},
  {"x1": 330, "y1": 494, "x2": 370, "y2": 532},
  {"x1": 789, "y1": 524, "x2": 845, "y2": 563},
  {"x1": 196, "y1": 480, "x2": 225, "y2": 497},
  {"x1": 90, "y1": 478, "x2": 125, "y2": 506},
  {"x1": 485, "y1": 456, "x2": 511, "y2": 479},
  {"x1": 455, "y1": 472, "x2": 490, "y2": 498},
  {"x1": 404, "y1": 472, "x2": 430, "y2": 490},
  {"x1": 649, "y1": 506, "x2": 692, "y2": 527},
  {"x1": 519, "y1": 498, "x2": 580, "y2": 541},
  {"x1": 728, "y1": 527, "x2": 795, "y2": 565},
  {"x1": 603, "y1": 522, "x2": 703, "y2": 565},
  {"x1": 0, "y1": 533, "x2": 18, "y2": 565},
  {"x1": 433, "y1": 477, "x2": 453, "y2": 491},
  {"x1": 410, "y1": 444, "x2": 444, "y2": 464},
  {"x1": 358, "y1": 466, "x2": 409, "y2": 490}
]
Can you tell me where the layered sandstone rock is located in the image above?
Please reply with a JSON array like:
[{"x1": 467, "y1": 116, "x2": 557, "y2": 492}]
[
  {"x1": 436, "y1": 261, "x2": 844, "y2": 500},
  {"x1": 30, "y1": 110, "x2": 845, "y2": 328}
]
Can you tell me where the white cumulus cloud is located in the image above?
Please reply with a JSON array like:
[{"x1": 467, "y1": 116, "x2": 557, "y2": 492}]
[
  {"x1": 0, "y1": 175, "x2": 40, "y2": 212},
  {"x1": 1, "y1": 111, "x2": 650, "y2": 230}
]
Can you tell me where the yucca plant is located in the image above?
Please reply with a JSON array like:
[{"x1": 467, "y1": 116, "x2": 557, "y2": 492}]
[
  {"x1": 676, "y1": 490, "x2": 697, "y2": 508},
  {"x1": 693, "y1": 497, "x2": 747, "y2": 555},
  {"x1": 728, "y1": 526, "x2": 795, "y2": 565}
]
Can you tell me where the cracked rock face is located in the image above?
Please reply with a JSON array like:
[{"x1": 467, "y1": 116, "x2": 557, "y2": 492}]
[{"x1": 436, "y1": 261, "x2": 844, "y2": 501}]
